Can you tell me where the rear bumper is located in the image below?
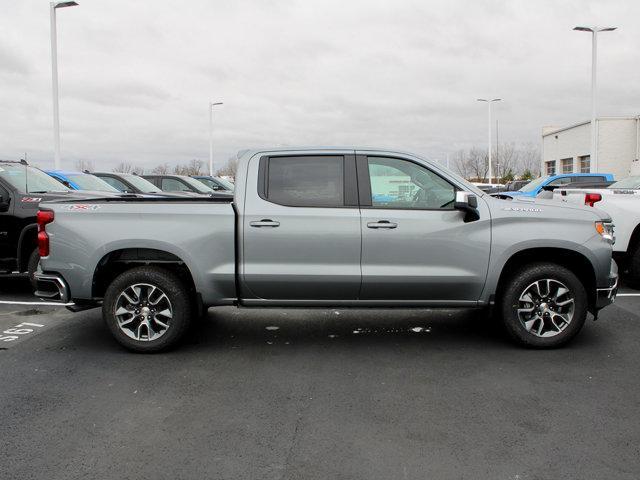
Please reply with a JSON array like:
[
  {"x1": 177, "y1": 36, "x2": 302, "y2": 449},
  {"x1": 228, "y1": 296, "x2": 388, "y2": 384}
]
[
  {"x1": 595, "y1": 260, "x2": 618, "y2": 309},
  {"x1": 34, "y1": 272, "x2": 71, "y2": 304}
]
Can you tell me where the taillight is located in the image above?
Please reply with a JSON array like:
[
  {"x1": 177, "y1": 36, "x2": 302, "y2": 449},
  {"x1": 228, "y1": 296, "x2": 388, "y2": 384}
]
[
  {"x1": 37, "y1": 210, "x2": 55, "y2": 257},
  {"x1": 584, "y1": 193, "x2": 602, "y2": 207}
]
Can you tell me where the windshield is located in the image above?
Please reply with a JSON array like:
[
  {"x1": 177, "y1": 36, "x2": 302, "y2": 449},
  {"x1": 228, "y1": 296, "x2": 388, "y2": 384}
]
[
  {"x1": 67, "y1": 173, "x2": 119, "y2": 192},
  {"x1": 215, "y1": 177, "x2": 235, "y2": 190},
  {"x1": 0, "y1": 164, "x2": 69, "y2": 193},
  {"x1": 122, "y1": 174, "x2": 162, "y2": 193},
  {"x1": 182, "y1": 176, "x2": 214, "y2": 193},
  {"x1": 519, "y1": 176, "x2": 548, "y2": 192},
  {"x1": 609, "y1": 176, "x2": 640, "y2": 189}
]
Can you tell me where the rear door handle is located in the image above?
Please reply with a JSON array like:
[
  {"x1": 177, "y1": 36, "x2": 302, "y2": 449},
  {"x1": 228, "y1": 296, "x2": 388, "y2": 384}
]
[
  {"x1": 250, "y1": 219, "x2": 280, "y2": 228},
  {"x1": 367, "y1": 220, "x2": 397, "y2": 229}
]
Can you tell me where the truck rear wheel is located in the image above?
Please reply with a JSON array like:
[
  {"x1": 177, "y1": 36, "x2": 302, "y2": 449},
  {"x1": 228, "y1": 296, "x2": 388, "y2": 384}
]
[
  {"x1": 102, "y1": 266, "x2": 192, "y2": 352},
  {"x1": 499, "y1": 262, "x2": 587, "y2": 348}
]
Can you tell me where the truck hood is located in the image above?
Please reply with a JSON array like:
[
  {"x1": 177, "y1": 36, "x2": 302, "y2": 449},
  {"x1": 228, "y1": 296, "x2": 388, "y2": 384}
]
[{"x1": 487, "y1": 193, "x2": 611, "y2": 222}]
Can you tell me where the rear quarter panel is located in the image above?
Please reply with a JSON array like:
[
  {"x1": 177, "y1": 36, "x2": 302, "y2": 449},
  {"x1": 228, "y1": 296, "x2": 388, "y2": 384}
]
[{"x1": 40, "y1": 202, "x2": 236, "y2": 305}]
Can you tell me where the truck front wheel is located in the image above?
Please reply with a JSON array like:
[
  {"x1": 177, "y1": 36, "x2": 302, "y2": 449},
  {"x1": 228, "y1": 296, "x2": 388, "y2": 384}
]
[
  {"x1": 102, "y1": 266, "x2": 192, "y2": 352},
  {"x1": 499, "y1": 262, "x2": 587, "y2": 348}
]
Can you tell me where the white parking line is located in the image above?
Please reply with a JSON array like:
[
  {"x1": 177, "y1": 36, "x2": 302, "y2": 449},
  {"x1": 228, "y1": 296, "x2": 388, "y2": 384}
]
[
  {"x1": 0, "y1": 300, "x2": 74, "y2": 306},
  {"x1": 617, "y1": 293, "x2": 640, "y2": 297}
]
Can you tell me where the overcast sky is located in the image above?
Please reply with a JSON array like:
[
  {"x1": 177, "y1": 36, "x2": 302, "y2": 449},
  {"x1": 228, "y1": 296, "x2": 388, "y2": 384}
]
[{"x1": 1, "y1": 0, "x2": 639, "y2": 172}]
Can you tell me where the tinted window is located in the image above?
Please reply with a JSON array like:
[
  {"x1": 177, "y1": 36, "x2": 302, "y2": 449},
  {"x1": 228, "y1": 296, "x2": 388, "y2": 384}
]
[
  {"x1": 266, "y1": 156, "x2": 344, "y2": 207},
  {"x1": 161, "y1": 178, "x2": 191, "y2": 192},
  {"x1": 0, "y1": 165, "x2": 69, "y2": 193},
  {"x1": 100, "y1": 176, "x2": 129, "y2": 191},
  {"x1": 548, "y1": 177, "x2": 572, "y2": 186},
  {"x1": 367, "y1": 157, "x2": 455, "y2": 209}
]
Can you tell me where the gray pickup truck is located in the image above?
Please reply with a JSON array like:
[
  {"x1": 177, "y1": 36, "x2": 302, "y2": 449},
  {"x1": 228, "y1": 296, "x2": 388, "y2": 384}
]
[{"x1": 35, "y1": 148, "x2": 618, "y2": 352}]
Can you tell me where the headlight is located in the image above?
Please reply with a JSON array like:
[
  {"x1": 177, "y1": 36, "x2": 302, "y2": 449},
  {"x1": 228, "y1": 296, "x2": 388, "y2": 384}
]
[{"x1": 595, "y1": 221, "x2": 615, "y2": 244}]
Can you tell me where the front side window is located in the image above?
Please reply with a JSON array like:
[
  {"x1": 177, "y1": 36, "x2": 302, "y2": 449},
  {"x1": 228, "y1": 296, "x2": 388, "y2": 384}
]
[
  {"x1": 265, "y1": 156, "x2": 344, "y2": 207},
  {"x1": 367, "y1": 157, "x2": 455, "y2": 209}
]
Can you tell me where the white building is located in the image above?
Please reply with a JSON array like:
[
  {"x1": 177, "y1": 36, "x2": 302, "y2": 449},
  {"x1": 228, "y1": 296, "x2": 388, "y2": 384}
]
[{"x1": 541, "y1": 116, "x2": 640, "y2": 180}]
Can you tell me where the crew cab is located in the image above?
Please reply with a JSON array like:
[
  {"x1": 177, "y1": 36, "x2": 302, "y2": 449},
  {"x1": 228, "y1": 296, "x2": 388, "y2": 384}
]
[
  {"x1": 35, "y1": 148, "x2": 618, "y2": 352},
  {"x1": 553, "y1": 175, "x2": 640, "y2": 286}
]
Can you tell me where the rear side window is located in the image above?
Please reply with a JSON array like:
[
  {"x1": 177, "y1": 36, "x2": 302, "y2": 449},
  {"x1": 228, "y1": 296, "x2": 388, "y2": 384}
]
[
  {"x1": 161, "y1": 178, "x2": 191, "y2": 192},
  {"x1": 263, "y1": 156, "x2": 344, "y2": 207}
]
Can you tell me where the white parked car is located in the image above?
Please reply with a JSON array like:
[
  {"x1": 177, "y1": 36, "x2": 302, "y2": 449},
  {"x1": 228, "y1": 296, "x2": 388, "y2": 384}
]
[{"x1": 553, "y1": 176, "x2": 640, "y2": 286}]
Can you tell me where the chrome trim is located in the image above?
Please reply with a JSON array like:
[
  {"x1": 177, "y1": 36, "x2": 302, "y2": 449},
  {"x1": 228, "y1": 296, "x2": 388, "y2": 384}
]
[{"x1": 34, "y1": 273, "x2": 70, "y2": 304}]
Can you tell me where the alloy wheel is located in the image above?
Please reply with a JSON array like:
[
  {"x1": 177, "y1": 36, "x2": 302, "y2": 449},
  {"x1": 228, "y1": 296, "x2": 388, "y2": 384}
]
[
  {"x1": 114, "y1": 283, "x2": 173, "y2": 341},
  {"x1": 517, "y1": 279, "x2": 575, "y2": 338}
]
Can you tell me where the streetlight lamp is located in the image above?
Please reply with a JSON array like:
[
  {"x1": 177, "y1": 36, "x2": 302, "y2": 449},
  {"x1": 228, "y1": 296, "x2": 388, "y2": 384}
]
[
  {"x1": 50, "y1": 0, "x2": 78, "y2": 170},
  {"x1": 477, "y1": 98, "x2": 501, "y2": 183},
  {"x1": 209, "y1": 101, "x2": 223, "y2": 176},
  {"x1": 573, "y1": 25, "x2": 617, "y2": 173}
]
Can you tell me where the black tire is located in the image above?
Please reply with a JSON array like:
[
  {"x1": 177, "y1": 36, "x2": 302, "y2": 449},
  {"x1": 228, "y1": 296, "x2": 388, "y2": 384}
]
[
  {"x1": 27, "y1": 248, "x2": 40, "y2": 291},
  {"x1": 625, "y1": 244, "x2": 640, "y2": 289},
  {"x1": 499, "y1": 262, "x2": 588, "y2": 348},
  {"x1": 102, "y1": 266, "x2": 192, "y2": 353}
]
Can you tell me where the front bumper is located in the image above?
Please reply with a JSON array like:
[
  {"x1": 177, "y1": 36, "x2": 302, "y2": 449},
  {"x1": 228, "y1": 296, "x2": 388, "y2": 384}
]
[{"x1": 595, "y1": 260, "x2": 618, "y2": 309}]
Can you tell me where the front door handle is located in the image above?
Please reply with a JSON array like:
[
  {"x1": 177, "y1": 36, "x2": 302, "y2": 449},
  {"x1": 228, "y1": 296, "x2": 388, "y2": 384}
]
[
  {"x1": 250, "y1": 219, "x2": 280, "y2": 228},
  {"x1": 367, "y1": 220, "x2": 398, "y2": 229}
]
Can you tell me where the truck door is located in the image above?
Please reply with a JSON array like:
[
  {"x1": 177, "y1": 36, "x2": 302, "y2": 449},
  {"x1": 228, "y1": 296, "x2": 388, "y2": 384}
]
[
  {"x1": 242, "y1": 153, "x2": 361, "y2": 301},
  {"x1": 357, "y1": 154, "x2": 491, "y2": 303}
]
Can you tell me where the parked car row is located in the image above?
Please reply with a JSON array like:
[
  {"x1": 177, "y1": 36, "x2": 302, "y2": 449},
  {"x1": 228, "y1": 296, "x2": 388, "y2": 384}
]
[
  {"x1": 0, "y1": 159, "x2": 234, "y2": 283},
  {"x1": 32, "y1": 148, "x2": 618, "y2": 353}
]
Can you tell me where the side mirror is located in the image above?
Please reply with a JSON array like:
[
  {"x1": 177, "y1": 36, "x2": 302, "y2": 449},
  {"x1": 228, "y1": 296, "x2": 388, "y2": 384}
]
[{"x1": 454, "y1": 191, "x2": 479, "y2": 222}]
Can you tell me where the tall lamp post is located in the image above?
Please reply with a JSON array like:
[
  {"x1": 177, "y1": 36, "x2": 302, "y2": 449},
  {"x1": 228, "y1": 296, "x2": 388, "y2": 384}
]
[
  {"x1": 209, "y1": 101, "x2": 223, "y2": 176},
  {"x1": 50, "y1": 1, "x2": 78, "y2": 170},
  {"x1": 477, "y1": 98, "x2": 501, "y2": 183},
  {"x1": 573, "y1": 26, "x2": 617, "y2": 173}
]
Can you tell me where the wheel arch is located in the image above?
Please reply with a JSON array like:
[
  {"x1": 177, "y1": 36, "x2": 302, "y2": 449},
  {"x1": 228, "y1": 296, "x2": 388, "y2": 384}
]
[
  {"x1": 493, "y1": 247, "x2": 597, "y2": 310},
  {"x1": 92, "y1": 248, "x2": 198, "y2": 302}
]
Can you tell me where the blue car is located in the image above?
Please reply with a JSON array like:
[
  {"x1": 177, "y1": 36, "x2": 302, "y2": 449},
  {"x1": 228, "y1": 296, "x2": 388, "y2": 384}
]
[
  {"x1": 45, "y1": 170, "x2": 120, "y2": 193},
  {"x1": 500, "y1": 173, "x2": 615, "y2": 198}
]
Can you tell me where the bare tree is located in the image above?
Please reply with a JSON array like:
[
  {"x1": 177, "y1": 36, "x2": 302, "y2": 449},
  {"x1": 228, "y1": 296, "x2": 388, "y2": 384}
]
[
  {"x1": 113, "y1": 161, "x2": 142, "y2": 174},
  {"x1": 151, "y1": 163, "x2": 170, "y2": 174},
  {"x1": 215, "y1": 156, "x2": 239, "y2": 178},
  {"x1": 517, "y1": 142, "x2": 541, "y2": 177},
  {"x1": 174, "y1": 159, "x2": 204, "y2": 176},
  {"x1": 495, "y1": 142, "x2": 517, "y2": 180},
  {"x1": 74, "y1": 159, "x2": 94, "y2": 172}
]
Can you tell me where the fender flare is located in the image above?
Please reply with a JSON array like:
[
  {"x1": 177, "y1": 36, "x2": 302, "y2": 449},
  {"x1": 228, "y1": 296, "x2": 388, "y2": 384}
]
[{"x1": 16, "y1": 223, "x2": 37, "y2": 272}]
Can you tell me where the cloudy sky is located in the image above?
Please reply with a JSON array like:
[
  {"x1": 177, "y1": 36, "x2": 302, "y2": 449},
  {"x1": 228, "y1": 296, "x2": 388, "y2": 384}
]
[{"x1": 1, "y1": 0, "x2": 639, "y2": 172}]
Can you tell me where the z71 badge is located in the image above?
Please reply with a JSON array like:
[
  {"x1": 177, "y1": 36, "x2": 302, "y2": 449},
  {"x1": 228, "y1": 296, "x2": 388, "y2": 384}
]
[{"x1": 62, "y1": 204, "x2": 101, "y2": 211}]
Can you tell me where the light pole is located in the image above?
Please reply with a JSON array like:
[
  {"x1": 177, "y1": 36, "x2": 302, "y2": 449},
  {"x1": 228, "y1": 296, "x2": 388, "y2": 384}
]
[
  {"x1": 477, "y1": 98, "x2": 501, "y2": 183},
  {"x1": 50, "y1": 1, "x2": 78, "y2": 170},
  {"x1": 209, "y1": 101, "x2": 223, "y2": 176},
  {"x1": 573, "y1": 25, "x2": 617, "y2": 173}
]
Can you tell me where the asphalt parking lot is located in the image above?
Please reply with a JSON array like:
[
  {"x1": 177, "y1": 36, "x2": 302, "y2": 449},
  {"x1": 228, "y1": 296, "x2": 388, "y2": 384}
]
[{"x1": 1, "y1": 275, "x2": 639, "y2": 480}]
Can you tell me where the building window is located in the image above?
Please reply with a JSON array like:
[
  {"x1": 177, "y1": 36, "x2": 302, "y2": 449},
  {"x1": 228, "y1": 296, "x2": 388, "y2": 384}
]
[
  {"x1": 561, "y1": 158, "x2": 573, "y2": 174},
  {"x1": 579, "y1": 155, "x2": 590, "y2": 173},
  {"x1": 545, "y1": 161, "x2": 556, "y2": 176}
]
